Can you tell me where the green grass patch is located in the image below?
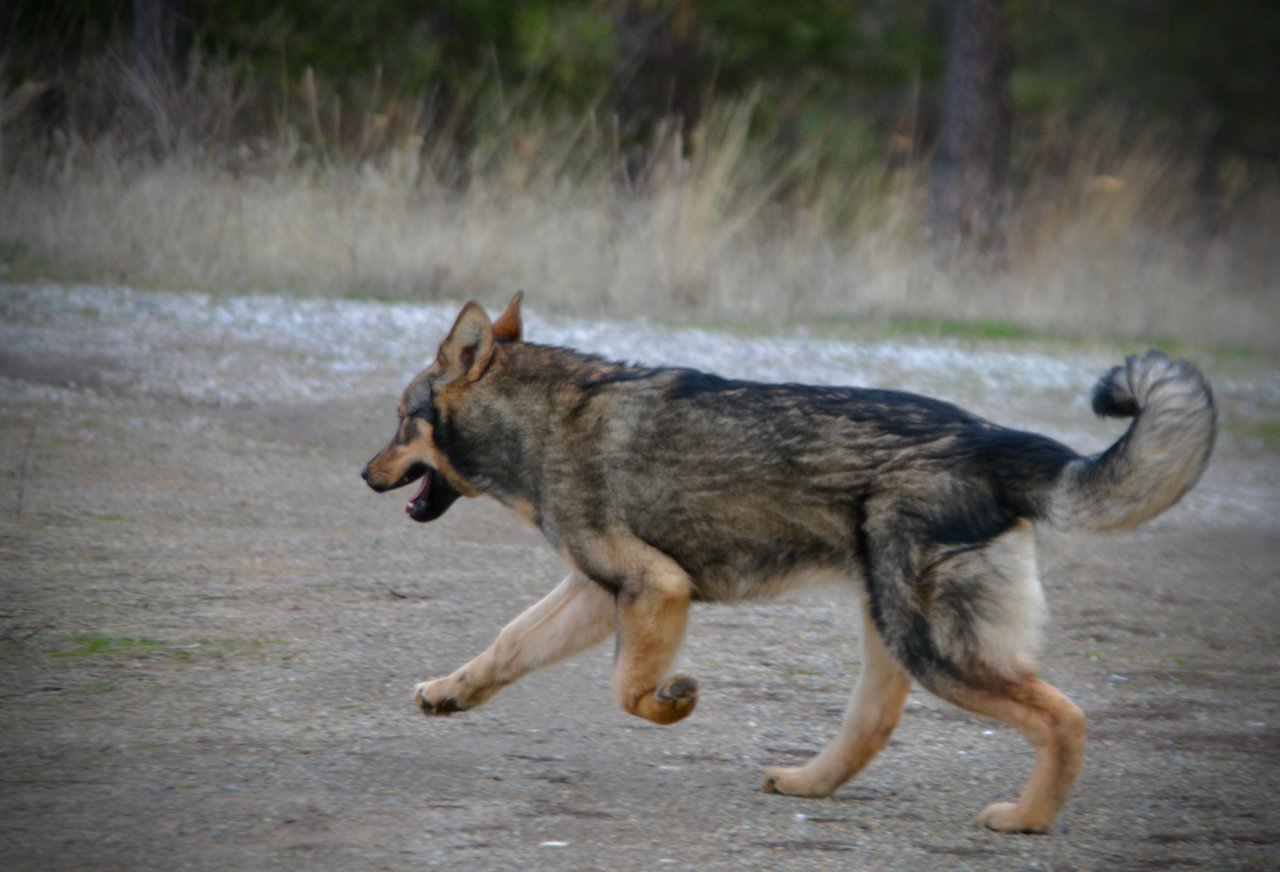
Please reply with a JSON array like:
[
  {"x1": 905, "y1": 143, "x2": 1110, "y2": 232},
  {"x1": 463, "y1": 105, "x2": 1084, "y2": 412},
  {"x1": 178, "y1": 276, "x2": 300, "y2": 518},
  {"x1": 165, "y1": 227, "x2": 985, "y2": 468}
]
[
  {"x1": 1209, "y1": 343, "x2": 1267, "y2": 363},
  {"x1": 887, "y1": 316, "x2": 1052, "y2": 343},
  {"x1": 0, "y1": 238, "x2": 103, "y2": 286},
  {"x1": 699, "y1": 312, "x2": 1076, "y2": 346},
  {"x1": 1224, "y1": 419, "x2": 1280, "y2": 449},
  {"x1": 45, "y1": 634, "x2": 290, "y2": 664},
  {"x1": 49, "y1": 635, "x2": 191, "y2": 661},
  {"x1": 783, "y1": 314, "x2": 1276, "y2": 362},
  {"x1": 0, "y1": 239, "x2": 35, "y2": 274}
]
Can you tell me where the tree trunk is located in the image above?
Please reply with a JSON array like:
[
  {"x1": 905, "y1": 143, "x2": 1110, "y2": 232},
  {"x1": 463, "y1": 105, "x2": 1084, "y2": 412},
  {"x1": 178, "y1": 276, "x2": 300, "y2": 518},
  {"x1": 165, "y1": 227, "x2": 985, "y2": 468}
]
[
  {"x1": 613, "y1": 0, "x2": 706, "y2": 184},
  {"x1": 132, "y1": 0, "x2": 188, "y2": 81},
  {"x1": 930, "y1": 0, "x2": 1010, "y2": 258}
]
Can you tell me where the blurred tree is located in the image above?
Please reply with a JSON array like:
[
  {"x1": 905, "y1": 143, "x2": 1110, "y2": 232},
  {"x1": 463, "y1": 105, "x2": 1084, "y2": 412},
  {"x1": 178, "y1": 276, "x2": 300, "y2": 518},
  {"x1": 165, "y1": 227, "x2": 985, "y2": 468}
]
[
  {"x1": 929, "y1": 0, "x2": 1010, "y2": 257},
  {"x1": 613, "y1": 0, "x2": 708, "y2": 179},
  {"x1": 1010, "y1": 0, "x2": 1280, "y2": 229},
  {"x1": 132, "y1": 0, "x2": 189, "y2": 80},
  {"x1": 5, "y1": 0, "x2": 1275, "y2": 199}
]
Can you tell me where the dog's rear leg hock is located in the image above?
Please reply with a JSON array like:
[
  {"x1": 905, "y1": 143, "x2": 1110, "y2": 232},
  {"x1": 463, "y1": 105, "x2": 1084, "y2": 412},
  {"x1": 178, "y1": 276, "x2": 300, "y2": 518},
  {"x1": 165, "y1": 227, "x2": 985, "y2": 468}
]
[
  {"x1": 965, "y1": 677, "x2": 1085, "y2": 833},
  {"x1": 764, "y1": 599, "x2": 910, "y2": 797},
  {"x1": 611, "y1": 560, "x2": 697, "y2": 726},
  {"x1": 414, "y1": 571, "x2": 614, "y2": 715}
]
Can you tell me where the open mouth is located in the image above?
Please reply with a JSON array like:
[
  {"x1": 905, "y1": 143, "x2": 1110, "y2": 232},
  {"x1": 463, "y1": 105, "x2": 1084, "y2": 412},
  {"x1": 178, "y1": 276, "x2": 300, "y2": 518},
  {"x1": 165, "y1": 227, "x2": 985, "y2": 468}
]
[{"x1": 402, "y1": 465, "x2": 462, "y2": 523}]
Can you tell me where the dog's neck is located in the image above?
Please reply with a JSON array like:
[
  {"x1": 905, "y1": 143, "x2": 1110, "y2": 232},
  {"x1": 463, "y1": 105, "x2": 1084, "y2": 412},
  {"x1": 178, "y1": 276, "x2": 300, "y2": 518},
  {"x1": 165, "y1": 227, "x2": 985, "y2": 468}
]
[{"x1": 443, "y1": 341, "x2": 653, "y2": 537}]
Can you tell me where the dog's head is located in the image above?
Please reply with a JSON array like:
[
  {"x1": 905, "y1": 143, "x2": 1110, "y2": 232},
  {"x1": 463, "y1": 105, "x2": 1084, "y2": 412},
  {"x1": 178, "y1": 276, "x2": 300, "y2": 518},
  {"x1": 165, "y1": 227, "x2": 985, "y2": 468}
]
[{"x1": 361, "y1": 292, "x2": 524, "y2": 522}]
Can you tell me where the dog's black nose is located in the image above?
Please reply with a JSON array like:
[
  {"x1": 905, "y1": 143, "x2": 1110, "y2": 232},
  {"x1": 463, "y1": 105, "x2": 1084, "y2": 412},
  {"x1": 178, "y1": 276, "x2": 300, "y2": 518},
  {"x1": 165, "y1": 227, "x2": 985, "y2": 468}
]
[{"x1": 360, "y1": 465, "x2": 370, "y2": 481}]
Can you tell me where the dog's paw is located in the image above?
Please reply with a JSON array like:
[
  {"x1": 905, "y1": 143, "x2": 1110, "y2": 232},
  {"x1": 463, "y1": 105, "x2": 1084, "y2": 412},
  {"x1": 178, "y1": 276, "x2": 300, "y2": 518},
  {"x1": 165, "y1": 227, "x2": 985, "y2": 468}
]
[
  {"x1": 656, "y1": 674, "x2": 699, "y2": 720},
  {"x1": 762, "y1": 766, "x2": 836, "y2": 798},
  {"x1": 628, "y1": 674, "x2": 699, "y2": 725},
  {"x1": 656, "y1": 674, "x2": 698, "y2": 704},
  {"x1": 978, "y1": 801, "x2": 1049, "y2": 834},
  {"x1": 414, "y1": 679, "x2": 468, "y2": 717}
]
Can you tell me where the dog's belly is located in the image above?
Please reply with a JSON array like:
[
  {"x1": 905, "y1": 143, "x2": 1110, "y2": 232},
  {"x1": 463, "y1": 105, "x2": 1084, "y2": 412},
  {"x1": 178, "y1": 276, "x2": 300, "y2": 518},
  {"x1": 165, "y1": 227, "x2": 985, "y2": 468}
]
[
  {"x1": 690, "y1": 561, "x2": 860, "y2": 603},
  {"x1": 621, "y1": 496, "x2": 861, "y2": 603}
]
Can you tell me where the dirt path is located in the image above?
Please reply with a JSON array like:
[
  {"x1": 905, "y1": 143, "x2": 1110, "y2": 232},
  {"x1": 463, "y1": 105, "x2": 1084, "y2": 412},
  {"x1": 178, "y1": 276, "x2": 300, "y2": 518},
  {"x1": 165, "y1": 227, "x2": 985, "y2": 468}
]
[{"x1": 2, "y1": 283, "x2": 1278, "y2": 870}]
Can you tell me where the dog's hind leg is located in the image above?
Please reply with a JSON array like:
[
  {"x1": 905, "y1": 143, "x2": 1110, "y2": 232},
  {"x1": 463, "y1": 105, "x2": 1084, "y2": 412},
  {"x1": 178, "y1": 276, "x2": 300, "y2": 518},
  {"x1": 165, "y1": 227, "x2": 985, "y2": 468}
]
[
  {"x1": 763, "y1": 597, "x2": 911, "y2": 797},
  {"x1": 865, "y1": 519, "x2": 1085, "y2": 832},
  {"x1": 414, "y1": 570, "x2": 614, "y2": 716},
  {"x1": 936, "y1": 675, "x2": 1085, "y2": 833}
]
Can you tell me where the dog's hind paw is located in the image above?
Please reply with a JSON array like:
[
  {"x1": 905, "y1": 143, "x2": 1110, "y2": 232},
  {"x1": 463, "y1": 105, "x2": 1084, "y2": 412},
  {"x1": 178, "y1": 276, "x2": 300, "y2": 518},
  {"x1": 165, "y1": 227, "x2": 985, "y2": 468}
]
[
  {"x1": 414, "y1": 679, "x2": 467, "y2": 717},
  {"x1": 978, "y1": 801, "x2": 1051, "y2": 834},
  {"x1": 762, "y1": 765, "x2": 839, "y2": 798}
]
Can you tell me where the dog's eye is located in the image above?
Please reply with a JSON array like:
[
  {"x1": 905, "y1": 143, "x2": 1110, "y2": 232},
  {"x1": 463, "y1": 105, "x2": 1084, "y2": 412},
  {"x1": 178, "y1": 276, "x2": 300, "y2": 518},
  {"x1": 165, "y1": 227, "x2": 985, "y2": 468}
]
[{"x1": 409, "y1": 392, "x2": 436, "y2": 426}]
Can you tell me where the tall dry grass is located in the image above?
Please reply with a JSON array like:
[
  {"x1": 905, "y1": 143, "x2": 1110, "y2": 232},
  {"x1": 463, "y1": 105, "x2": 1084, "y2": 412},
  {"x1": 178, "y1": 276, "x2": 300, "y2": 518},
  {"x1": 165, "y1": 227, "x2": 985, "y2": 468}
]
[{"x1": 2, "y1": 59, "x2": 1276, "y2": 352}]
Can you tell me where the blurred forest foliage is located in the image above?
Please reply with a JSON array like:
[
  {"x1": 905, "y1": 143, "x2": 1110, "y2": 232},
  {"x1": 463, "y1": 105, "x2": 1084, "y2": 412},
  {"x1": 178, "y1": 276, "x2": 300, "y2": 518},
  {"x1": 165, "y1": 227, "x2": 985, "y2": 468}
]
[
  {"x1": 6, "y1": 0, "x2": 1277, "y2": 183},
  {"x1": 2, "y1": 2, "x2": 1277, "y2": 350}
]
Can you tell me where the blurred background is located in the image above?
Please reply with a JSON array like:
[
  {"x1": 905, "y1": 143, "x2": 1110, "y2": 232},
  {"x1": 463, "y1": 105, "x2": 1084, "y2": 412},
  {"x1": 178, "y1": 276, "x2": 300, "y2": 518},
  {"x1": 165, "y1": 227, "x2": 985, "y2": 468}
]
[{"x1": 2, "y1": 0, "x2": 1277, "y2": 351}]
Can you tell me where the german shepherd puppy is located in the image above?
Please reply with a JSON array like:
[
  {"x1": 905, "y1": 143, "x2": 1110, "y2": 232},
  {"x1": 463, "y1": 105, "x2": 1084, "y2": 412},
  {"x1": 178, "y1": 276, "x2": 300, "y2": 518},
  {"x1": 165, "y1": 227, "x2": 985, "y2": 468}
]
[{"x1": 363, "y1": 293, "x2": 1216, "y2": 833}]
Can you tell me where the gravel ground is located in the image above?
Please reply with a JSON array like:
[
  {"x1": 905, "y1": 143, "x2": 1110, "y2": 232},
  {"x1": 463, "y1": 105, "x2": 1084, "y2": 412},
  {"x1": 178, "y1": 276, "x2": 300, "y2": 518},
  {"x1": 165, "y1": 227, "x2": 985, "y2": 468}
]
[{"x1": 1, "y1": 282, "x2": 1278, "y2": 870}]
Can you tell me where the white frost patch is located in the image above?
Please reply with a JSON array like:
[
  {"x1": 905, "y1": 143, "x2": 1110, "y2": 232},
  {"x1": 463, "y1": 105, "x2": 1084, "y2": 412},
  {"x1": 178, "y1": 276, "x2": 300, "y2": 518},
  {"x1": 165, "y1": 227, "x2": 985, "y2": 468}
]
[
  {"x1": 3, "y1": 282, "x2": 1125, "y2": 409},
  {"x1": 2, "y1": 281, "x2": 1276, "y2": 464}
]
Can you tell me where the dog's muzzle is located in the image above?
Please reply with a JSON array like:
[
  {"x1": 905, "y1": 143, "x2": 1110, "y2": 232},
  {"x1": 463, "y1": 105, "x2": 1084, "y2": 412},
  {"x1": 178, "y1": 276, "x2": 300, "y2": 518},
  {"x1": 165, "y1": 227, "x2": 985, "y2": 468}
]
[{"x1": 362, "y1": 461, "x2": 461, "y2": 522}]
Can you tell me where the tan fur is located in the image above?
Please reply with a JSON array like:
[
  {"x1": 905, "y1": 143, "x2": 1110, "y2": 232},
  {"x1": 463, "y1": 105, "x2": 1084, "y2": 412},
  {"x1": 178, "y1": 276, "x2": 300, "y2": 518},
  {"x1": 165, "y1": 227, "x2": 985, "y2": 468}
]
[
  {"x1": 415, "y1": 572, "x2": 614, "y2": 714},
  {"x1": 364, "y1": 418, "x2": 481, "y2": 499},
  {"x1": 509, "y1": 497, "x2": 540, "y2": 527},
  {"x1": 930, "y1": 520, "x2": 1046, "y2": 680},
  {"x1": 573, "y1": 535, "x2": 699, "y2": 724},
  {"x1": 491, "y1": 290, "x2": 525, "y2": 342},
  {"x1": 945, "y1": 677, "x2": 1086, "y2": 833}
]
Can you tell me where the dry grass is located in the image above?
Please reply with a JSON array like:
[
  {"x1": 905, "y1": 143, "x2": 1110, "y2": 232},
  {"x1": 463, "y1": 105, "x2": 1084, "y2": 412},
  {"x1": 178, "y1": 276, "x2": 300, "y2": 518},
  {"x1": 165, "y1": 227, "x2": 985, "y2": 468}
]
[{"x1": 2, "y1": 63, "x2": 1276, "y2": 353}]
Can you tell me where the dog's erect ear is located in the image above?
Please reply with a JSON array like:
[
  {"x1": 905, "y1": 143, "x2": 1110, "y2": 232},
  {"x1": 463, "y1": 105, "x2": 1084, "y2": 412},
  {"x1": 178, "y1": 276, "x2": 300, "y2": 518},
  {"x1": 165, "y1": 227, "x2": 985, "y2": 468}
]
[
  {"x1": 493, "y1": 290, "x2": 525, "y2": 342},
  {"x1": 436, "y1": 301, "x2": 495, "y2": 384}
]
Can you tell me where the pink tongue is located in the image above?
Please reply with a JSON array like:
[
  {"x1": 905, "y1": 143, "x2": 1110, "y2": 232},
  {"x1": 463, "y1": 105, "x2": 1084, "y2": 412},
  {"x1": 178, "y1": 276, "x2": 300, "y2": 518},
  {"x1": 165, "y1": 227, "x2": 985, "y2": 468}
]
[{"x1": 404, "y1": 474, "x2": 430, "y2": 514}]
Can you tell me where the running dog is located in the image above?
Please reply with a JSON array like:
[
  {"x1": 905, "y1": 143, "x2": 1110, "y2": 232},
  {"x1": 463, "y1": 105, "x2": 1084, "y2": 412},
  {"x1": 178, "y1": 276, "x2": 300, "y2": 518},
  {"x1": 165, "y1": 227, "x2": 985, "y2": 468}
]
[{"x1": 362, "y1": 293, "x2": 1215, "y2": 833}]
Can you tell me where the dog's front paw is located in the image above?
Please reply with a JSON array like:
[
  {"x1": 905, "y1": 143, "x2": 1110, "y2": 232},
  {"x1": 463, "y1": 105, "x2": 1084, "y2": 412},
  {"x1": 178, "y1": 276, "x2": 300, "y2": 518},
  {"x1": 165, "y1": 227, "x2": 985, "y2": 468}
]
[
  {"x1": 653, "y1": 674, "x2": 699, "y2": 723},
  {"x1": 978, "y1": 801, "x2": 1050, "y2": 834},
  {"x1": 414, "y1": 678, "x2": 468, "y2": 717},
  {"x1": 625, "y1": 674, "x2": 699, "y2": 725}
]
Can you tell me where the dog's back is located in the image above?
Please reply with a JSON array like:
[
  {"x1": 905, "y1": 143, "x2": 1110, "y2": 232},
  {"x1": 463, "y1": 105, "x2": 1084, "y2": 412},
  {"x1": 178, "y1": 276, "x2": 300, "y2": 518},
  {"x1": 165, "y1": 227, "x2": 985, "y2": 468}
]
[{"x1": 536, "y1": 362, "x2": 1077, "y2": 605}]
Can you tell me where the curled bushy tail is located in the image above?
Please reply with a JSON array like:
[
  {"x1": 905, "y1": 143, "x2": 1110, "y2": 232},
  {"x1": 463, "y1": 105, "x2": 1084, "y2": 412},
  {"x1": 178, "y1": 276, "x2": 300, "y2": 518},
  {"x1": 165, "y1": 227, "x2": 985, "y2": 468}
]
[{"x1": 1050, "y1": 350, "x2": 1216, "y2": 532}]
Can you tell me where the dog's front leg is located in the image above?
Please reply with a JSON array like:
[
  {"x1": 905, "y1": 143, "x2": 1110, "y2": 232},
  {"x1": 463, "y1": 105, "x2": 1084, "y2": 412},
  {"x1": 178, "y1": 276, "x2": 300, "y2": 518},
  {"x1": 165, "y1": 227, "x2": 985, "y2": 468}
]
[
  {"x1": 414, "y1": 571, "x2": 614, "y2": 715},
  {"x1": 608, "y1": 549, "x2": 698, "y2": 726}
]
